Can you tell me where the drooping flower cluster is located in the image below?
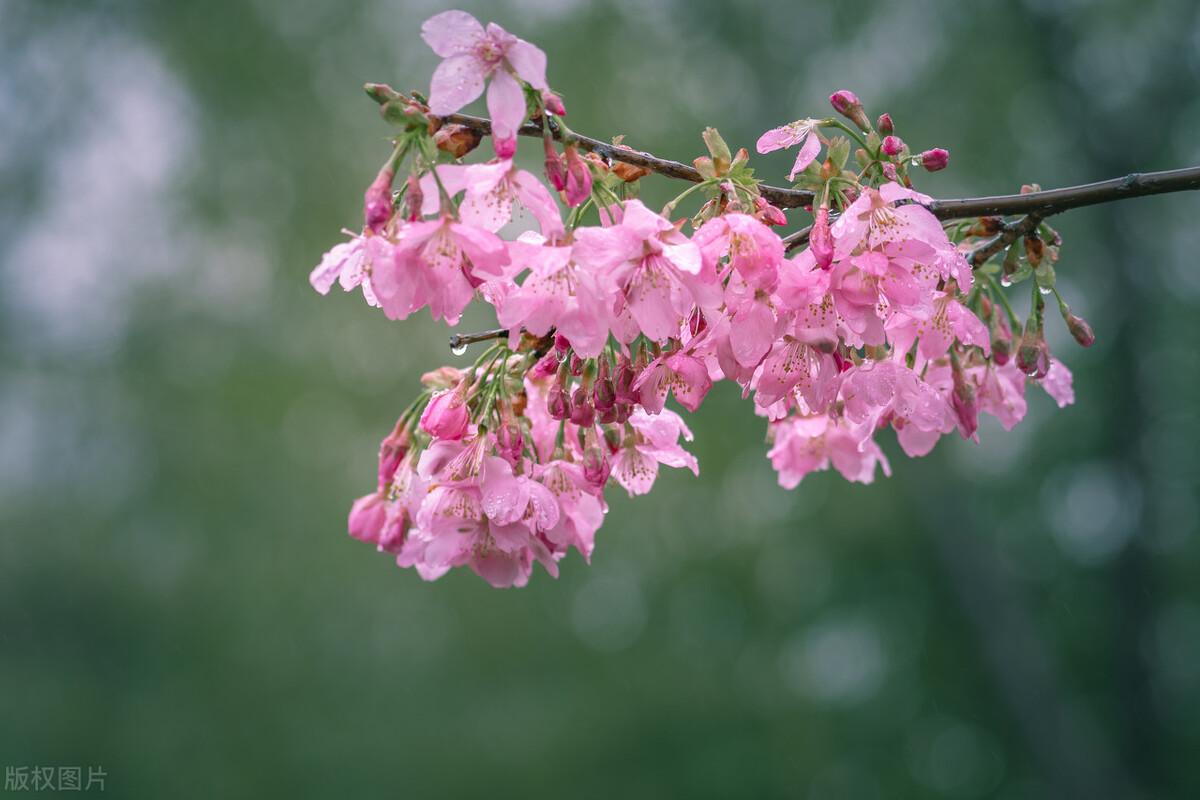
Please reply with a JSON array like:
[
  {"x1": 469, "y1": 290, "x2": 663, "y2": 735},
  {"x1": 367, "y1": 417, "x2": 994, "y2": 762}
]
[{"x1": 312, "y1": 10, "x2": 1089, "y2": 587}]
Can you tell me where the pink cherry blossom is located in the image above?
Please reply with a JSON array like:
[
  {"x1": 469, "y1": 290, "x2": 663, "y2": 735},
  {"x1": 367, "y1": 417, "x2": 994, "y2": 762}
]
[
  {"x1": 633, "y1": 350, "x2": 713, "y2": 413},
  {"x1": 610, "y1": 408, "x2": 699, "y2": 496},
  {"x1": 756, "y1": 118, "x2": 822, "y2": 181},
  {"x1": 839, "y1": 360, "x2": 953, "y2": 457},
  {"x1": 422, "y1": 161, "x2": 563, "y2": 236},
  {"x1": 692, "y1": 213, "x2": 785, "y2": 291},
  {"x1": 421, "y1": 10, "x2": 550, "y2": 156},
  {"x1": 309, "y1": 234, "x2": 391, "y2": 307},
  {"x1": 887, "y1": 291, "x2": 991, "y2": 364},
  {"x1": 768, "y1": 413, "x2": 891, "y2": 488},
  {"x1": 372, "y1": 216, "x2": 511, "y2": 325},
  {"x1": 1038, "y1": 357, "x2": 1075, "y2": 407},
  {"x1": 494, "y1": 237, "x2": 611, "y2": 357},
  {"x1": 420, "y1": 385, "x2": 470, "y2": 440},
  {"x1": 573, "y1": 199, "x2": 718, "y2": 342}
]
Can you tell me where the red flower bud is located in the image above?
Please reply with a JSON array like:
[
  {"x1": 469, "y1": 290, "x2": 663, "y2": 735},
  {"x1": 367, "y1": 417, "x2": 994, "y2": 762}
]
[
  {"x1": 363, "y1": 164, "x2": 396, "y2": 232},
  {"x1": 919, "y1": 148, "x2": 950, "y2": 172},
  {"x1": 876, "y1": 113, "x2": 894, "y2": 135},
  {"x1": 881, "y1": 135, "x2": 905, "y2": 157},
  {"x1": 544, "y1": 136, "x2": 568, "y2": 191},
  {"x1": 829, "y1": 89, "x2": 870, "y2": 131},
  {"x1": 547, "y1": 379, "x2": 570, "y2": 420},
  {"x1": 541, "y1": 89, "x2": 566, "y2": 116},
  {"x1": 569, "y1": 386, "x2": 595, "y2": 427},
  {"x1": 1065, "y1": 311, "x2": 1095, "y2": 347},
  {"x1": 564, "y1": 144, "x2": 592, "y2": 208},
  {"x1": 810, "y1": 205, "x2": 834, "y2": 270}
]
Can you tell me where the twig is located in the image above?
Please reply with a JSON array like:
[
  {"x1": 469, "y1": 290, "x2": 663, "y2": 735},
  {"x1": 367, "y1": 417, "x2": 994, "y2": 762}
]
[
  {"x1": 967, "y1": 214, "x2": 1043, "y2": 268},
  {"x1": 448, "y1": 328, "x2": 509, "y2": 351}
]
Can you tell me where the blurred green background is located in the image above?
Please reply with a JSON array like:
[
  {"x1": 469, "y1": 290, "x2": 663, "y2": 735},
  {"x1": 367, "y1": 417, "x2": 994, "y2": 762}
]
[{"x1": 3, "y1": 0, "x2": 1199, "y2": 797}]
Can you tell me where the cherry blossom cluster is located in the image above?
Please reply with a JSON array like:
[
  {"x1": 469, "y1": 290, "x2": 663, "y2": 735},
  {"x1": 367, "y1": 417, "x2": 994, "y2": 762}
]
[{"x1": 311, "y1": 10, "x2": 1091, "y2": 587}]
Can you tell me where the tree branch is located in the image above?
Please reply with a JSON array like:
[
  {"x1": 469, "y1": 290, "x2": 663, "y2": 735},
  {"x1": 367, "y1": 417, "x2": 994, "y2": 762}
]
[{"x1": 439, "y1": 112, "x2": 1200, "y2": 225}]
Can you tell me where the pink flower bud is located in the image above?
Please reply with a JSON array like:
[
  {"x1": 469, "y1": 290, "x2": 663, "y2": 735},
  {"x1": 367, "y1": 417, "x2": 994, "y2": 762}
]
[
  {"x1": 753, "y1": 196, "x2": 788, "y2": 226},
  {"x1": 876, "y1": 113, "x2": 894, "y2": 134},
  {"x1": 810, "y1": 205, "x2": 834, "y2": 270},
  {"x1": 363, "y1": 164, "x2": 396, "y2": 232},
  {"x1": 547, "y1": 379, "x2": 570, "y2": 420},
  {"x1": 564, "y1": 144, "x2": 592, "y2": 208},
  {"x1": 1065, "y1": 312, "x2": 1095, "y2": 347},
  {"x1": 614, "y1": 355, "x2": 638, "y2": 404},
  {"x1": 829, "y1": 90, "x2": 870, "y2": 131},
  {"x1": 881, "y1": 135, "x2": 905, "y2": 157},
  {"x1": 377, "y1": 421, "x2": 411, "y2": 488},
  {"x1": 1016, "y1": 329, "x2": 1045, "y2": 377},
  {"x1": 950, "y1": 360, "x2": 978, "y2": 440},
  {"x1": 919, "y1": 148, "x2": 949, "y2": 172},
  {"x1": 348, "y1": 493, "x2": 387, "y2": 544},
  {"x1": 544, "y1": 137, "x2": 567, "y2": 191},
  {"x1": 569, "y1": 386, "x2": 595, "y2": 427},
  {"x1": 419, "y1": 384, "x2": 470, "y2": 440},
  {"x1": 404, "y1": 173, "x2": 423, "y2": 221},
  {"x1": 541, "y1": 90, "x2": 567, "y2": 116},
  {"x1": 377, "y1": 505, "x2": 409, "y2": 554},
  {"x1": 496, "y1": 421, "x2": 524, "y2": 465},
  {"x1": 582, "y1": 448, "x2": 610, "y2": 490}
]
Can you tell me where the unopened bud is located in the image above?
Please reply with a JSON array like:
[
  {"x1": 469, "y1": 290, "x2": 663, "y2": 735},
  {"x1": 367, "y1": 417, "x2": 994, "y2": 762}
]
[
  {"x1": 1016, "y1": 327, "x2": 1047, "y2": 377},
  {"x1": 829, "y1": 90, "x2": 870, "y2": 131},
  {"x1": 564, "y1": 144, "x2": 592, "y2": 208},
  {"x1": 1024, "y1": 234, "x2": 1045, "y2": 268},
  {"x1": 876, "y1": 113, "x2": 894, "y2": 135},
  {"x1": 951, "y1": 367, "x2": 979, "y2": 440},
  {"x1": 569, "y1": 387, "x2": 595, "y2": 427},
  {"x1": 541, "y1": 90, "x2": 566, "y2": 116},
  {"x1": 364, "y1": 83, "x2": 402, "y2": 105},
  {"x1": 547, "y1": 380, "x2": 570, "y2": 420},
  {"x1": 810, "y1": 204, "x2": 834, "y2": 270},
  {"x1": 582, "y1": 448, "x2": 610, "y2": 489},
  {"x1": 363, "y1": 164, "x2": 396, "y2": 232},
  {"x1": 404, "y1": 173, "x2": 423, "y2": 221},
  {"x1": 1062, "y1": 308, "x2": 1096, "y2": 348},
  {"x1": 593, "y1": 360, "x2": 616, "y2": 412},
  {"x1": 569, "y1": 353, "x2": 585, "y2": 377},
  {"x1": 881, "y1": 135, "x2": 905, "y2": 157},
  {"x1": 702, "y1": 127, "x2": 732, "y2": 174},
  {"x1": 753, "y1": 196, "x2": 787, "y2": 226},
  {"x1": 544, "y1": 136, "x2": 567, "y2": 191},
  {"x1": 919, "y1": 148, "x2": 949, "y2": 172},
  {"x1": 614, "y1": 355, "x2": 638, "y2": 404}
]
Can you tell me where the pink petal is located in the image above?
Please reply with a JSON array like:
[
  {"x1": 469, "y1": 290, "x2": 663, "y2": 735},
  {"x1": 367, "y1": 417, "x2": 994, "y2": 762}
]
[
  {"x1": 665, "y1": 352, "x2": 712, "y2": 412},
  {"x1": 428, "y1": 53, "x2": 486, "y2": 115},
  {"x1": 486, "y1": 69, "x2": 527, "y2": 152},
  {"x1": 512, "y1": 169, "x2": 564, "y2": 236},
  {"x1": 505, "y1": 40, "x2": 548, "y2": 90},
  {"x1": 787, "y1": 132, "x2": 821, "y2": 180},
  {"x1": 450, "y1": 222, "x2": 510, "y2": 276},
  {"x1": 612, "y1": 449, "x2": 659, "y2": 496},
  {"x1": 421, "y1": 10, "x2": 485, "y2": 58},
  {"x1": 729, "y1": 302, "x2": 776, "y2": 367}
]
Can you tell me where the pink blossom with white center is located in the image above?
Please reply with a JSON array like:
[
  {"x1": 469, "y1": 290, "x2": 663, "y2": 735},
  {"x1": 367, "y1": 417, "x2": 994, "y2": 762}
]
[
  {"x1": 495, "y1": 237, "x2": 612, "y2": 358},
  {"x1": 767, "y1": 414, "x2": 891, "y2": 488},
  {"x1": 633, "y1": 350, "x2": 713, "y2": 414},
  {"x1": 371, "y1": 216, "x2": 511, "y2": 325},
  {"x1": 572, "y1": 199, "x2": 719, "y2": 342},
  {"x1": 756, "y1": 118, "x2": 822, "y2": 181},
  {"x1": 610, "y1": 408, "x2": 699, "y2": 496},
  {"x1": 420, "y1": 161, "x2": 563, "y2": 236},
  {"x1": 421, "y1": 10, "x2": 550, "y2": 157}
]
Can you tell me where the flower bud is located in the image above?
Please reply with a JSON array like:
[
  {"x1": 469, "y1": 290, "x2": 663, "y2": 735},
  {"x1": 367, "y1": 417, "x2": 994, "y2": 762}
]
[
  {"x1": 881, "y1": 135, "x2": 905, "y2": 157},
  {"x1": 377, "y1": 421, "x2": 411, "y2": 488},
  {"x1": 1016, "y1": 326, "x2": 1047, "y2": 378},
  {"x1": 991, "y1": 316, "x2": 1013, "y2": 366},
  {"x1": 363, "y1": 83, "x2": 402, "y2": 105},
  {"x1": 547, "y1": 379, "x2": 571, "y2": 420},
  {"x1": 363, "y1": 164, "x2": 396, "y2": 232},
  {"x1": 434, "y1": 123, "x2": 482, "y2": 158},
  {"x1": 570, "y1": 386, "x2": 595, "y2": 427},
  {"x1": 876, "y1": 113, "x2": 894, "y2": 135},
  {"x1": 582, "y1": 448, "x2": 610, "y2": 489},
  {"x1": 543, "y1": 136, "x2": 568, "y2": 191},
  {"x1": 1064, "y1": 310, "x2": 1096, "y2": 348},
  {"x1": 919, "y1": 148, "x2": 949, "y2": 172},
  {"x1": 1024, "y1": 234, "x2": 1044, "y2": 268},
  {"x1": 810, "y1": 204, "x2": 834, "y2": 270},
  {"x1": 829, "y1": 90, "x2": 870, "y2": 131},
  {"x1": 753, "y1": 196, "x2": 787, "y2": 226},
  {"x1": 950, "y1": 358, "x2": 979, "y2": 440},
  {"x1": 541, "y1": 89, "x2": 566, "y2": 116},
  {"x1": 404, "y1": 173, "x2": 423, "y2": 221},
  {"x1": 419, "y1": 383, "x2": 470, "y2": 440},
  {"x1": 564, "y1": 144, "x2": 592, "y2": 207},
  {"x1": 496, "y1": 420, "x2": 524, "y2": 465},
  {"x1": 348, "y1": 493, "x2": 387, "y2": 544},
  {"x1": 569, "y1": 353, "x2": 585, "y2": 377},
  {"x1": 593, "y1": 359, "x2": 617, "y2": 412},
  {"x1": 614, "y1": 355, "x2": 638, "y2": 404},
  {"x1": 702, "y1": 127, "x2": 732, "y2": 174}
]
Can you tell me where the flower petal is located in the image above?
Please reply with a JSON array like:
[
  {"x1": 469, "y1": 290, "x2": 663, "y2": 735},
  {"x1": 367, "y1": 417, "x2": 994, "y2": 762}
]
[
  {"x1": 428, "y1": 53, "x2": 486, "y2": 115},
  {"x1": 421, "y1": 10, "x2": 485, "y2": 57}
]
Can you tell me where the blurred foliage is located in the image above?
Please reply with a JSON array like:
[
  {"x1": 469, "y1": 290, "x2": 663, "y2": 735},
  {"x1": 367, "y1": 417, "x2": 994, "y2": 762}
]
[{"x1": 2, "y1": 0, "x2": 1199, "y2": 797}]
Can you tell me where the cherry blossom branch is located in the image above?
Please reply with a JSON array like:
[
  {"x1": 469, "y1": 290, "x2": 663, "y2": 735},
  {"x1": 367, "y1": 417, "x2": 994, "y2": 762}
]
[
  {"x1": 448, "y1": 327, "x2": 510, "y2": 350},
  {"x1": 966, "y1": 214, "x2": 1043, "y2": 268},
  {"x1": 441, "y1": 111, "x2": 1200, "y2": 223}
]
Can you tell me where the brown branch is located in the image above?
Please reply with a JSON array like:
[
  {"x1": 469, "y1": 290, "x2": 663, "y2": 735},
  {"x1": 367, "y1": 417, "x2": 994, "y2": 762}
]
[
  {"x1": 439, "y1": 112, "x2": 1200, "y2": 226},
  {"x1": 967, "y1": 214, "x2": 1043, "y2": 268},
  {"x1": 448, "y1": 328, "x2": 509, "y2": 351}
]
